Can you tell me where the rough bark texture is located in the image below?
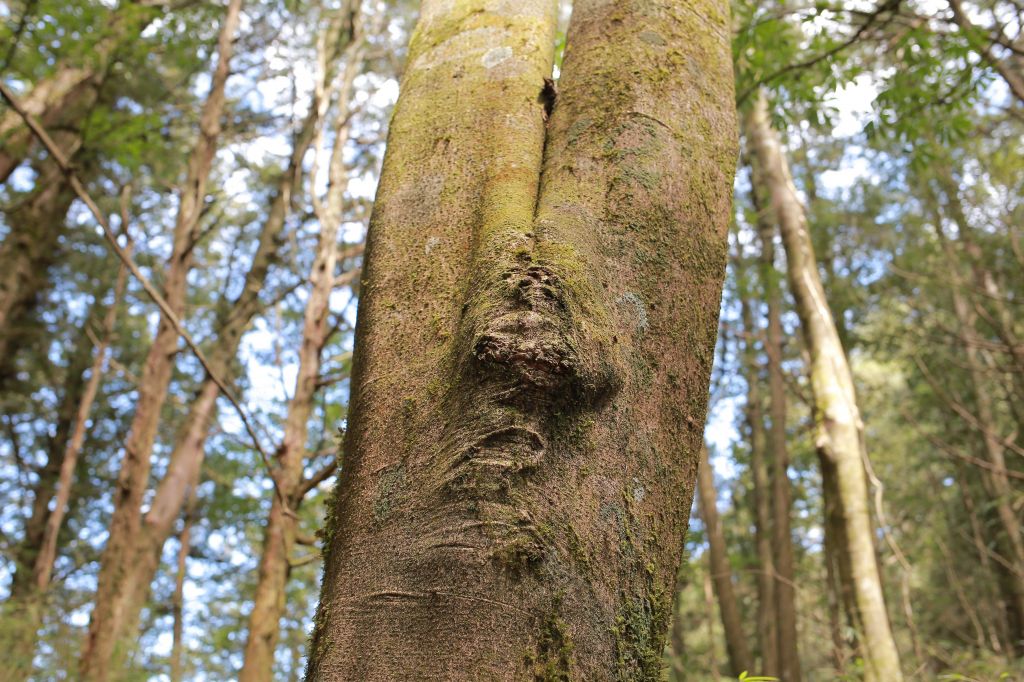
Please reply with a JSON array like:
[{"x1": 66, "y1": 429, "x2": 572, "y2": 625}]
[
  {"x1": 239, "y1": 12, "x2": 365, "y2": 677},
  {"x1": 80, "y1": 0, "x2": 243, "y2": 677},
  {"x1": 751, "y1": 163, "x2": 802, "y2": 681},
  {"x1": 696, "y1": 445, "x2": 754, "y2": 677},
  {"x1": 745, "y1": 91, "x2": 903, "y2": 682},
  {"x1": 306, "y1": 0, "x2": 738, "y2": 678}
]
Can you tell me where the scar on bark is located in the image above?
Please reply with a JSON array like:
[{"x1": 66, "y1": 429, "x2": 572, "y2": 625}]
[
  {"x1": 441, "y1": 425, "x2": 545, "y2": 503},
  {"x1": 433, "y1": 239, "x2": 621, "y2": 564},
  {"x1": 472, "y1": 260, "x2": 620, "y2": 406}
]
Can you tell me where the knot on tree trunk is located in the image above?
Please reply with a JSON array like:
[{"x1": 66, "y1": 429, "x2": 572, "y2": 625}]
[{"x1": 467, "y1": 255, "x2": 622, "y2": 410}]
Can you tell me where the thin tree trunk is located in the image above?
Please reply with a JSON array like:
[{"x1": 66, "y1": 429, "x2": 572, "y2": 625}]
[
  {"x1": 955, "y1": 461, "x2": 1012, "y2": 653},
  {"x1": 931, "y1": 212, "x2": 1024, "y2": 653},
  {"x1": 33, "y1": 215, "x2": 131, "y2": 592},
  {"x1": 80, "y1": 0, "x2": 243, "y2": 677},
  {"x1": 170, "y1": 496, "x2": 196, "y2": 682},
  {"x1": 1, "y1": 311, "x2": 93, "y2": 680},
  {"x1": 933, "y1": 165, "x2": 1024, "y2": 403},
  {"x1": 751, "y1": 155, "x2": 802, "y2": 681},
  {"x1": 744, "y1": 90, "x2": 903, "y2": 682},
  {"x1": 90, "y1": 24, "x2": 337, "y2": 669},
  {"x1": 305, "y1": 0, "x2": 738, "y2": 677},
  {"x1": 703, "y1": 566, "x2": 721, "y2": 678},
  {"x1": 239, "y1": 8, "x2": 365, "y2": 678},
  {"x1": 697, "y1": 445, "x2": 754, "y2": 677},
  {"x1": 739, "y1": 297, "x2": 778, "y2": 677}
]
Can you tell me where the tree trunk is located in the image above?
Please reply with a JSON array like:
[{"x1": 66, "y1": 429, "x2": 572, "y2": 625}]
[
  {"x1": 87, "y1": 17, "x2": 339, "y2": 669},
  {"x1": 751, "y1": 180, "x2": 802, "y2": 681},
  {"x1": 80, "y1": 0, "x2": 243, "y2": 677},
  {"x1": 744, "y1": 91, "x2": 903, "y2": 682},
  {"x1": 305, "y1": 0, "x2": 738, "y2": 678},
  {"x1": 697, "y1": 445, "x2": 754, "y2": 677},
  {"x1": 0, "y1": 311, "x2": 93, "y2": 680},
  {"x1": 0, "y1": 162, "x2": 76, "y2": 388},
  {"x1": 739, "y1": 297, "x2": 778, "y2": 677},
  {"x1": 930, "y1": 204, "x2": 1024, "y2": 654},
  {"x1": 933, "y1": 164, "x2": 1024, "y2": 404},
  {"x1": 0, "y1": 80, "x2": 97, "y2": 388},
  {"x1": 170, "y1": 498, "x2": 196, "y2": 682},
  {"x1": 239, "y1": 8, "x2": 365, "y2": 678},
  {"x1": 33, "y1": 224, "x2": 131, "y2": 592}
]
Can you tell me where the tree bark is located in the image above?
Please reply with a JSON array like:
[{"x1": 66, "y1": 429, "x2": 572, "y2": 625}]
[
  {"x1": 87, "y1": 20, "x2": 338, "y2": 671},
  {"x1": 696, "y1": 445, "x2": 754, "y2": 677},
  {"x1": 305, "y1": 0, "x2": 738, "y2": 678},
  {"x1": 744, "y1": 90, "x2": 903, "y2": 682},
  {"x1": 80, "y1": 0, "x2": 244, "y2": 677},
  {"x1": 239, "y1": 8, "x2": 365, "y2": 678}
]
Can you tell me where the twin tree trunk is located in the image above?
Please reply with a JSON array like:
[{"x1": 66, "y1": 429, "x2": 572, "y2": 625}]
[
  {"x1": 306, "y1": 0, "x2": 738, "y2": 678},
  {"x1": 745, "y1": 92, "x2": 903, "y2": 681}
]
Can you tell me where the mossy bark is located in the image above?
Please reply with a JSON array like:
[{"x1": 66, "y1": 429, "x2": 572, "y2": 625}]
[
  {"x1": 306, "y1": 0, "x2": 737, "y2": 678},
  {"x1": 745, "y1": 91, "x2": 902, "y2": 682},
  {"x1": 696, "y1": 445, "x2": 754, "y2": 677}
]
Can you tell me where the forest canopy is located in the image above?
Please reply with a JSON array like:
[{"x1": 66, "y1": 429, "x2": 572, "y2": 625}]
[{"x1": 0, "y1": 0, "x2": 1021, "y2": 679}]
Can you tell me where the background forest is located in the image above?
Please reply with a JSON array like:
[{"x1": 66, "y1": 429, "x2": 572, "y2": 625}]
[{"x1": 0, "y1": 0, "x2": 1021, "y2": 679}]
